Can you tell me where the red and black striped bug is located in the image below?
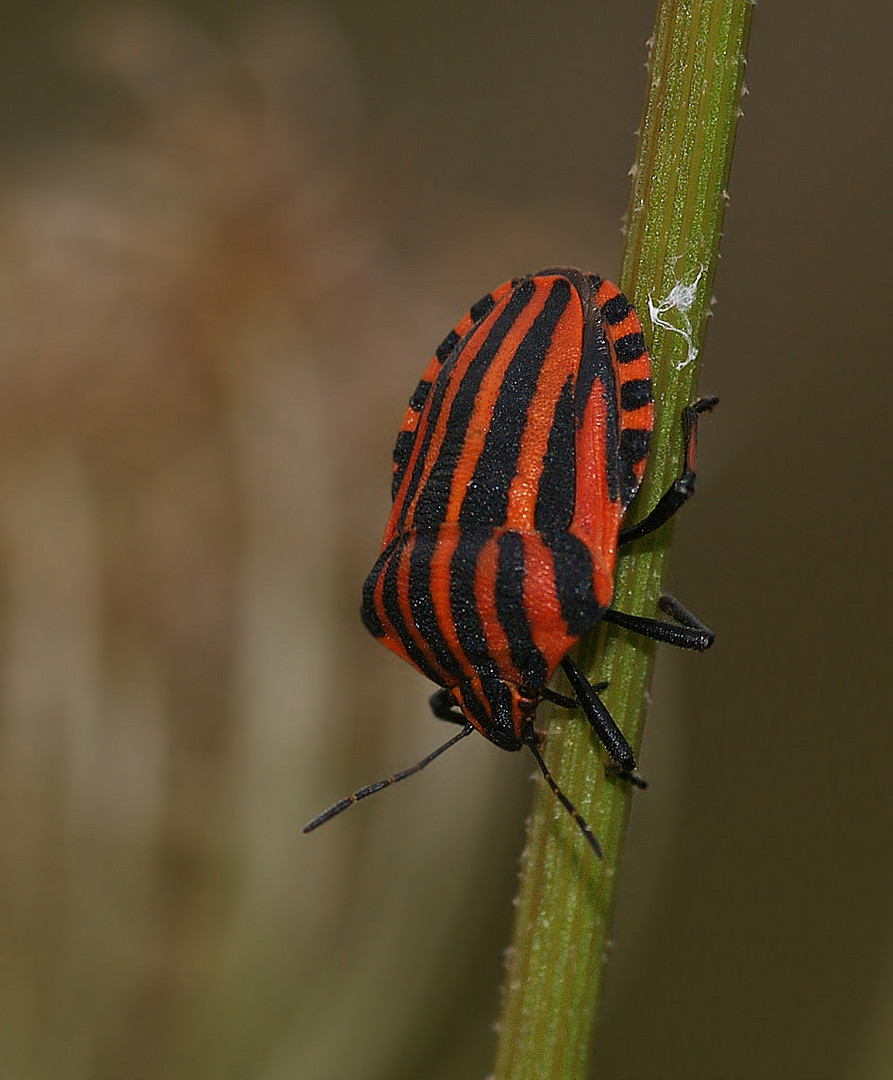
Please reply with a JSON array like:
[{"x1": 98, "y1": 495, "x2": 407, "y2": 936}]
[{"x1": 305, "y1": 268, "x2": 715, "y2": 855}]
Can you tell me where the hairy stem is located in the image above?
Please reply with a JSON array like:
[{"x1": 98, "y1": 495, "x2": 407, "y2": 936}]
[{"x1": 492, "y1": 3, "x2": 753, "y2": 1078}]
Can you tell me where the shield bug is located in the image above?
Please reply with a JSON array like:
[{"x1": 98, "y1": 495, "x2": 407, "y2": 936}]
[{"x1": 305, "y1": 268, "x2": 715, "y2": 855}]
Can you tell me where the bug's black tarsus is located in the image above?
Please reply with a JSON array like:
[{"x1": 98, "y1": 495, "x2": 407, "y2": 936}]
[
  {"x1": 657, "y1": 594, "x2": 714, "y2": 648},
  {"x1": 619, "y1": 395, "x2": 718, "y2": 545},
  {"x1": 561, "y1": 655, "x2": 637, "y2": 775},
  {"x1": 303, "y1": 722, "x2": 474, "y2": 833},
  {"x1": 524, "y1": 724, "x2": 603, "y2": 858},
  {"x1": 602, "y1": 595, "x2": 714, "y2": 652}
]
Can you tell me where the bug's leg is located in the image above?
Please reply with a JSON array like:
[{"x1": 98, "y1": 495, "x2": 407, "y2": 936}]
[
  {"x1": 541, "y1": 687, "x2": 578, "y2": 709},
  {"x1": 541, "y1": 681, "x2": 607, "y2": 710},
  {"x1": 560, "y1": 656, "x2": 647, "y2": 789},
  {"x1": 619, "y1": 396, "x2": 718, "y2": 545},
  {"x1": 429, "y1": 688, "x2": 468, "y2": 725},
  {"x1": 602, "y1": 594, "x2": 714, "y2": 651}
]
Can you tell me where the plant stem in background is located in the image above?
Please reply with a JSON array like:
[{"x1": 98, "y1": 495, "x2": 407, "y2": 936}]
[{"x1": 492, "y1": 2, "x2": 753, "y2": 1078}]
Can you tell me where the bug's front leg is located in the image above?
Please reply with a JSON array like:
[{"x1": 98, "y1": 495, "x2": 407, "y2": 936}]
[{"x1": 429, "y1": 688, "x2": 468, "y2": 726}]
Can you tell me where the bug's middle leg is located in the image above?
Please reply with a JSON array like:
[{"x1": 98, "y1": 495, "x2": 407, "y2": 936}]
[{"x1": 560, "y1": 655, "x2": 646, "y2": 788}]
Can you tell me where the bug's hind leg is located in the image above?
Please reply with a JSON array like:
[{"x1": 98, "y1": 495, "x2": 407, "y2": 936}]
[
  {"x1": 560, "y1": 656, "x2": 647, "y2": 789},
  {"x1": 602, "y1": 594, "x2": 714, "y2": 651},
  {"x1": 619, "y1": 396, "x2": 718, "y2": 545}
]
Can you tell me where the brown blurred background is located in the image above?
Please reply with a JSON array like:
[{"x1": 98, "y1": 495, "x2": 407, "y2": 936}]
[{"x1": 0, "y1": 2, "x2": 890, "y2": 1078}]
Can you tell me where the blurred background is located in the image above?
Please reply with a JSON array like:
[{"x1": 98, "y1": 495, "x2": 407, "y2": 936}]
[{"x1": 0, "y1": 2, "x2": 890, "y2": 1078}]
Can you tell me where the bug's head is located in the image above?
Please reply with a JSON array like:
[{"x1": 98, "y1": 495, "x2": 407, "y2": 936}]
[{"x1": 450, "y1": 674, "x2": 536, "y2": 752}]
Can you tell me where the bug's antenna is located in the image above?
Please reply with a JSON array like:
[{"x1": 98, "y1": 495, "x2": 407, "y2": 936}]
[
  {"x1": 525, "y1": 729, "x2": 603, "y2": 858},
  {"x1": 303, "y1": 723, "x2": 475, "y2": 833}
]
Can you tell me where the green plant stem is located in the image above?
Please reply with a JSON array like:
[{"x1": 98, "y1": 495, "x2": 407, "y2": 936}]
[{"x1": 492, "y1": 3, "x2": 753, "y2": 1078}]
